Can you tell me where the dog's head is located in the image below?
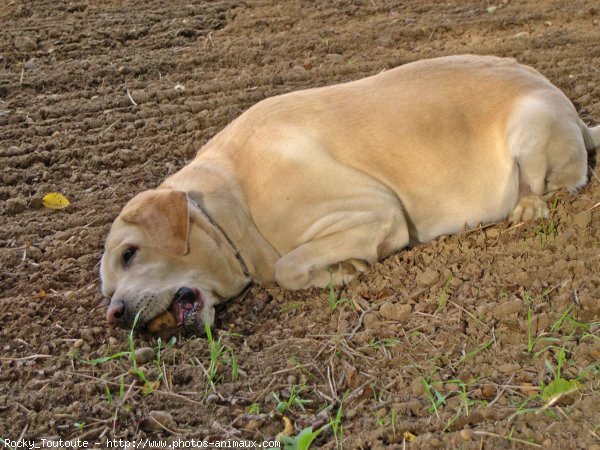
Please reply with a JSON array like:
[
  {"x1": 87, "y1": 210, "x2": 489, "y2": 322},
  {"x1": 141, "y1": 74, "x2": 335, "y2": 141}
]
[{"x1": 100, "y1": 189, "x2": 250, "y2": 335}]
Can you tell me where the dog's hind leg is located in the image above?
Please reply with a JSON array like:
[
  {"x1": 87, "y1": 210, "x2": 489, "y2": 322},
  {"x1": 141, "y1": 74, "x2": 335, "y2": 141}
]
[
  {"x1": 507, "y1": 94, "x2": 588, "y2": 223},
  {"x1": 274, "y1": 210, "x2": 410, "y2": 290}
]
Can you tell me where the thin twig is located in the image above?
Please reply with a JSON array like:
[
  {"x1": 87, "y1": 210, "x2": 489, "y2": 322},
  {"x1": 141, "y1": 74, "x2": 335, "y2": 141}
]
[
  {"x1": 17, "y1": 423, "x2": 28, "y2": 447},
  {"x1": 488, "y1": 373, "x2": 515, "y2": 408},
  {"x1": 102, "y1": 118, "x2": 121, "y2": 134},
  {"x1": 272, "y1": 363, "x2": 314, "y2": 376},
  {"x1": 0, "y1": 354, "x2": 52, "y2": 361},
  {"x1": 586, "y1": 201, "x2": 600, "y2": 212},
  {"x1": 69, "y1": 371, "x2": 204, "y2": 405},
  {"x1": 348, "y1": 305, "x2": 377, "y2": 339},
  {"x1": 126, "y1": 89, "x2": 138, "y2": 106},
  {"x1": 455, "y1": 221, "x2": 501, "y2": 237},
  {"x1": 448, "y1": 300, "x2": 489, "y2": 329},
  {"x1": 472, "y1": 430, "x2": 542, "y2": 448},
  {"x1": 536, "y1": 388, "x2": 578, "y2": 414},
  {"x1": 502, "y1": 222, "x2": 526, "y2": 233},
  {"x1": 326, "y1": 363, "x2": 340, "y2": 403}
]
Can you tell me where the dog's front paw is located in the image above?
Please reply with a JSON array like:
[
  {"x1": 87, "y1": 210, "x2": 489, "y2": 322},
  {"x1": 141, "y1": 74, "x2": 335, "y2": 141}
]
[{"x1": 509, "y1": 195, "x2": 549, "y2": 223}]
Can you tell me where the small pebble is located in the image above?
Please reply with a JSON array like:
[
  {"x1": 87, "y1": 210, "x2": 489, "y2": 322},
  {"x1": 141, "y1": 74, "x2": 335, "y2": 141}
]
[
  {"x1": 24, "y1": 58, "x2": 36, "y2": 69},
  {"x1": 73, "y1": 339, "x2": 84, "y2": 349},
  {"x1": 287, "y1": 374, "x2": 298, "y2": 385},
  {"x1": 480, "y1": 384, "x2": 497, "y2": 399},
  {"x1": 246, "y1": 419, "x2": 263, "y2": 430},
  {"x1": 206, "y1": 393, "x2": 220, "y2": 404},
  {"x1": 133, "y1": 347, "x2": 155, "y2": 364},
  {"x1": 143, "y1": 411, "x2": 175, "y2": 431},
  {"x1": 460, "y1": 429, "x2": 473, "y2": 441}
]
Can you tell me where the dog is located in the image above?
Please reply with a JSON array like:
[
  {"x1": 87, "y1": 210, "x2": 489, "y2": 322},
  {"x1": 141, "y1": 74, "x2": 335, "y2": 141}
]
[{"x1": 100, "y1": 55, "x2": 598, "y2": 334}]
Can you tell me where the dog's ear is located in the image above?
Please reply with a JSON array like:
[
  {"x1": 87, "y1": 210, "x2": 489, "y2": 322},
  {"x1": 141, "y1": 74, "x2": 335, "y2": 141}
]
[{"x1": 120, "y1": 189, "x2": 189, "y2": 255}]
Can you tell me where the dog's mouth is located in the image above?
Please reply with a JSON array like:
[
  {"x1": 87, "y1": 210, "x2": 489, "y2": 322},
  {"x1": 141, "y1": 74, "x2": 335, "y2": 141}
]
[{"x1": 146, "y1": 287, "x2": 204, "y2": 333}]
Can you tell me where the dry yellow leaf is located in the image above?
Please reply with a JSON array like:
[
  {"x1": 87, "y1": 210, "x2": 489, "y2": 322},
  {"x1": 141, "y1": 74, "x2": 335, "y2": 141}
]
[
  {"x1": 42, "y1": 192, "x2": 70, "y2": 210},
  {"x1": 403, "y1": 431, "x2": 416, "y2": 442},
  {"x1": 282, "y1": 416, "x2": 293, "y2": 436}
]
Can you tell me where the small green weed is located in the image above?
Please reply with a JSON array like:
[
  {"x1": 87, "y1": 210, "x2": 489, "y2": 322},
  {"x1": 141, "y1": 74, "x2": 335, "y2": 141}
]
[
  {"x1": 273, "y1": 385, "x2": 311, "y2": 414},
  {"x1": 435, "y1": 276, "x2": 453, "y2": 314},
  {"x1": 530, "y1": 217, "x2": 557, "y2": 246},
  {"x1": 0, "y1": 439, "x2": 15, "y2": 450},
  {"x1": 509, "y1": 346, "x2": 581, "y2": 423},
  {"x1": 330, "y1": 390, "x2": 348, "y2": 449},
  {"x1": 390, "y1": 408, "x2": 398, "y2": 437},
  {"x1": 281, "y1": 392, "x2": 348, "y2": 450},
  {"x1": 367, "y1": 338, "x2": 402, "y2": 350},
  {"x1": 280, "y1": 426, "x2": 323, "y2": 450},
  {"x1": 443, "y1": 379, "x2": 486, "y2": 430},
  {"x1": 81, "y1": 311, "x2": 176, "y2": 396},
  {"x1": 104, "y1": 383, "x2": 112, "y2": 407},
  {"x1": 458, "y1": 338, "x2": 493, "y2": 365},
  {"x1": 327, "y1": 272, "x2": 352, "y2": 313},
  {"x1": 204, "y1": 321, "x2": 239, "y2": 395},
  {"x1": 281, "y1": 302, "x2": 304, "y2": 313},
  {"x1": 419, "y1": 376, "x2": 447, "y2": 419},
  {"x1": 247, "y1": 403, "x2": 260, "y2": 414}
]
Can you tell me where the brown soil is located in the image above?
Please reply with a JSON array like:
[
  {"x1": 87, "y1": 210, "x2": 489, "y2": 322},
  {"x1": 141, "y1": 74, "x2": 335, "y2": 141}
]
[{"x1": 1, "y1": 0, "x2": 599, "y2": 449}]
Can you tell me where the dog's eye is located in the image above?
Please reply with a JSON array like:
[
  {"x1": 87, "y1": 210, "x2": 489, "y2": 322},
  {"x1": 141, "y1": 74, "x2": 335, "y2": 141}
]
[{"x1": 122, "y1": 247, "x2": 137, "y2": 267}]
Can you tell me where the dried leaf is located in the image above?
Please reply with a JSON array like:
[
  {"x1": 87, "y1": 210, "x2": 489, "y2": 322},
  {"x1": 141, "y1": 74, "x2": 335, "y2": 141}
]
[
  {"x1": 282, "y1": 416, "x2": 294, "y2": 436},
  {"x1": 404, "y1": 431, "x2": 416, "y2": 442},
  {"x1": 42, "y1": 192, "x2": 70, "y2": 210}
]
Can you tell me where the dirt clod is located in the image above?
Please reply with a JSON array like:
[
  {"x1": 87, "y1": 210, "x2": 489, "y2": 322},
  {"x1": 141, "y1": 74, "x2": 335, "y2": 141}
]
[
  {"x1": 13, "y1": 36, "x2": 37, "y2": 52},
  {"x1": 142, "y1": 411, "x2": 176, "y2": 431},
  {"x1": 572, "y1": 210, "x2": 592, "y2": 228},
  {"x1": 379, "y1": 302, "x2": 411, "y2": 321},
  {"x1": 5, "y1": 198, "x2": 26, "y2": 213},
  {"x1": 415, "y1": 268, "x2": 440, "y2": 287}
]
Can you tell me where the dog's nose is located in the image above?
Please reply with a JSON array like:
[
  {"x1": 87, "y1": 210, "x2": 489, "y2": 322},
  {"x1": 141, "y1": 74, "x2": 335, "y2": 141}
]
[
  {"x1": 106, "y1": 299, "x2": 126, "y2": 326},
  {"x1": 175, "y1": 287, "x2": 196, "y2": 303}
]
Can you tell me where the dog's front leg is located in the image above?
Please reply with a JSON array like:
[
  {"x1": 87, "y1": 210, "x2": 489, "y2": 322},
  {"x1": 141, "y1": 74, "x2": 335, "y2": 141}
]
[{"x1": 274, "y1": 214, "x2": 409, "y2": 290}]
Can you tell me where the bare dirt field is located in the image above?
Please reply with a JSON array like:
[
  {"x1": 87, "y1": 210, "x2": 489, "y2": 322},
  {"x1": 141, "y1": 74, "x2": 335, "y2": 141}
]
[{"x1": 1, "y1": 0, "x2": 599, "y2": 448}]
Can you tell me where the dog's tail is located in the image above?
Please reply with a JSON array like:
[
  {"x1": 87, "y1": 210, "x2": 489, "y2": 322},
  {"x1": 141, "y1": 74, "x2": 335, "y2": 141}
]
[{"x1": 580, "y1": 120, "x2": 600, "y2": 152}]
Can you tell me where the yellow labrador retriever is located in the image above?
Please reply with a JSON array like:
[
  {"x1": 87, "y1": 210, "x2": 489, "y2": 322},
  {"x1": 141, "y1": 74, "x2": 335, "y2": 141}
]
[{"x1": 101, "y1": 55, "x2": 598, "y2": 333}]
